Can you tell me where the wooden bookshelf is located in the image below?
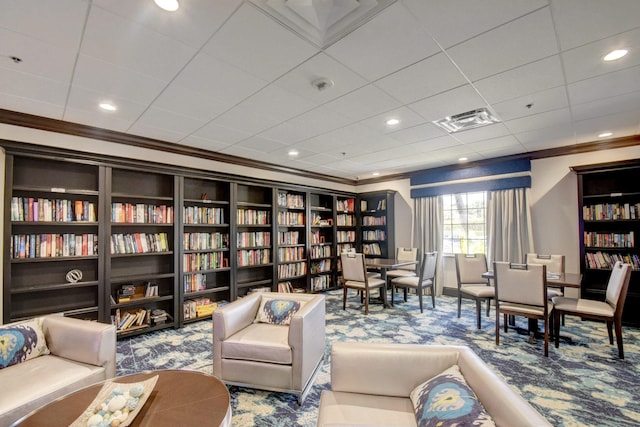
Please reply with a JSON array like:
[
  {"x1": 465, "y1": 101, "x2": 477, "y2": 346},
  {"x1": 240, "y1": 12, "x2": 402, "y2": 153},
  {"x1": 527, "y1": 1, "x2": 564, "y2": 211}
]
[{"x1": 357, "y1": 190, "x2": 396, "y2": 259}]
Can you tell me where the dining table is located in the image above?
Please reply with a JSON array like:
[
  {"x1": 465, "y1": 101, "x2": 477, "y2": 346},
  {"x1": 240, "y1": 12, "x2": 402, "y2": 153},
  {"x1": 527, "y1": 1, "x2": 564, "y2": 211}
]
[{"x1": 365, "y1": 257, "x2": 419, "y2": 308}]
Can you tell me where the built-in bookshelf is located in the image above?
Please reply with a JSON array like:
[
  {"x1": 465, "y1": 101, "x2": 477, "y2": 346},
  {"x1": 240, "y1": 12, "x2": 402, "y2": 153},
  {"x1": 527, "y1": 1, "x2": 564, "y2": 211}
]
[
  {"x1": 309, "y1": 192, "x2": 336, "y2": 292},
  {"x1": 234, "y1": 183, "x2": 274, "y2": 296},
  {"x1": 106, "y1": 168, "x2": 178, "y2": 337},
  {"x1": 276, "y1": 189, "x2": 307, "y2": 292},
  {"x1": 3, "y1": 155, "x2": 103, "y2": 323},
  {"x1": 573, "y1": 160, "x2": 640, "y2": 327},
  {"x1": 357, "y1": 190, "x2": 395, "y2": 259},
  {"x1": 336, "y1": 196, "x2": 356, "y2": 256},
  {"x1": 180, "y1": 176, "x2": 231, "y2": 324}
]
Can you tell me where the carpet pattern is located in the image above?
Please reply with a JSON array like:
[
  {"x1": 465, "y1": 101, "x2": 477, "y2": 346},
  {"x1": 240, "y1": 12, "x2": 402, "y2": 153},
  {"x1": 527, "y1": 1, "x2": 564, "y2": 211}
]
[{"x1": 117, "y1": 290, "x2": 640, "y2": 426}]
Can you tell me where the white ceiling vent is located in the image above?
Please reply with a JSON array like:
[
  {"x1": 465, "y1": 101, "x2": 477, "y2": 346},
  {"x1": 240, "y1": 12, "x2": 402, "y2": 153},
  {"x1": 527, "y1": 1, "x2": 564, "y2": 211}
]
[
  {"x1": 249, "y1": 0, "x2": 398, "y2": 48},
  {"x1": 433, "y1": 107, "x2": 501, "y2": 133}
]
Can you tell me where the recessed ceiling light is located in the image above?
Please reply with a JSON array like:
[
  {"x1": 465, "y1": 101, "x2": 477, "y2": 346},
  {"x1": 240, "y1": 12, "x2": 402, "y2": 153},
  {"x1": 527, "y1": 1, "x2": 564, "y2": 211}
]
[
  {"x1": 604, "y1": 49, "x2": 628, "y2": 61},
  {"x1": 372, "y1": 172, "x2": 380, "y2": 176},
  {"x1": 288, "y1": 149, "x2": 299, "y2": 157},
  {"x1": 154, "y1": 0, "x2": 179, "y2": 11},
  {"x1": 598, "y1": 132, "x2": 613, "y2": 138},
  {"x1": 458, "y1": 157, "x2": 468, "y2": 162},
  {"x1": 99, "y1": 102, "x2": 117, "y2": 111},
  {"x1": 386, "y1": 118, "x2": 400, "y2": 126}
]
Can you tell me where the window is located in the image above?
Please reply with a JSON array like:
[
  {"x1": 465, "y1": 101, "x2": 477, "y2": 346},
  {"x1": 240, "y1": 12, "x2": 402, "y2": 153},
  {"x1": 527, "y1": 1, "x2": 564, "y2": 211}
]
[{"x1": 442, "y1": 192, "x2": 487, "y2": 254}]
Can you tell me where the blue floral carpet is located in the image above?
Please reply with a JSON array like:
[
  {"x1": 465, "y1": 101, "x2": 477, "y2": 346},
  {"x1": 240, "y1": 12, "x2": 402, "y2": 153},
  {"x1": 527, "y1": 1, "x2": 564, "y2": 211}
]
[{"x1": 117, "y1": 290, "x2": 640, "y2": 426}]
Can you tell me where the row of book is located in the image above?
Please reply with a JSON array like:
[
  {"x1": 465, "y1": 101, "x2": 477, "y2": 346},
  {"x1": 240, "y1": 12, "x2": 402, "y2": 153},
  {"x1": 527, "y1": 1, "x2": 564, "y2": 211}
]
[
  {"x1": 237, "y1": 208, "x2": 270, "y2": 225},
  {"x1": 585, "y1": 251, "x2": 640, "y2": 270},
  {"x1": 184, "y1": 273, "x2": 206, "y2": 292},
  {"x1": 363, "y1": 243, "x2": 382, "y2": 256},
  {"x1": 278, "y1": 261, "x2": 307, "y2": 279},
  {"x1": 360, "y1": 199, "x2": 386, "y2": 211},
  {"x1": 584, "y1": 231, "x2": 634, "y2": 248},
  {"x1": 363, "y1": 230, "x2": 386, "y2": 241},
  {"x1": 277, "y1": 211, "x2": 304, "y2": 225},
  {"x1": 278, "y1": 246, "x2": 305, "y2": 262},
  {"x1": 310, "y1": 231, "x2": 330, "y2": 244},
  {"x1": 361, "y1": 215, "x2": 386, "y2": 226},
  {"x1": 583, "y1": 202, "x2": 639, "y2": 221},
  {"x1": 310, "y1": 245, "x2": 332, "y2": 259},
  {"x1": 337, "y1": 243, "x2": 355, "y2": 254},
  {"x1": 110, "y1": 232, "x2": 170, "y2": 255},
  {"x1": 336, "y1": 198, "x2": 355, "y2": 213},
  {"x1": 113, "y1": 308, "x2": 150, "y2": 332},
  {"x1": 111, "y1": 203, "x2": 173, "y2": 224},
  {"x1": 277, "y1": 281, "x2": 295, "y2": 292},
  {"x1": 278, "y1": 231, "x2": 300, "y2": 245},
  {"x1": 310, "y1": 259, "x2": 332, "y2": 274},
  {"x1": 11, "y1": 233, "x2": 98, "y2": 259},
  {"x1": 183, "y1": 206, "x2": 225, "y2": 224},
  {"x1": 184, "y1": 298, "x2": 226, "y2": 320},
  {"x1": 11, "y1": 197, "x2": 96, "y2": 222},
  {"x1": 311, "y1": 274, "x2": 332, "y2": 291},
  {"x1": 277, "y1": 192, "x2": 304, "y2": 209},
  {"x1": 237, "y1": 231, "x2": 271, "y2": 248},
  {"x1": 183, "y1": 232, "x2": 229, "y2": 250},
  {"x1": 237, "y1": 249, "x2": 271, "y2": 266},
  {"x1": 336, "y1": 231, "x2": 356, "y2": 243},
  {"x1": 336, "y1": 214, "x2": 355, "y2": 226},
  {"x1": 183, "y1": 252, "x2": 228, "y2": 272}
]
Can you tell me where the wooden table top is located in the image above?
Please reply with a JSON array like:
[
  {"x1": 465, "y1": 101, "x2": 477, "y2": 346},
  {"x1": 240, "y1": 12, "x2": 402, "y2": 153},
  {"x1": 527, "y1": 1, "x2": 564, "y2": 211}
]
[
  {"x1": 483, "y1": 271, "x2": 582, "y2": 288},
  {"x1": 365, "y1": 258, "x2": 418, "y2": 269},
  {"x1": 16, "y1": 370, "x2": 231, "y2": 427}
]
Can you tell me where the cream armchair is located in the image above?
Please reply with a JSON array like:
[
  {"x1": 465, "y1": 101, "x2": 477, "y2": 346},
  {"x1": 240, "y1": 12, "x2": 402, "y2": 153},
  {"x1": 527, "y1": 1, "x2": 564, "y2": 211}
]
[{"x1": 213, "y1": 292, "x2": 325, "y2": 404}]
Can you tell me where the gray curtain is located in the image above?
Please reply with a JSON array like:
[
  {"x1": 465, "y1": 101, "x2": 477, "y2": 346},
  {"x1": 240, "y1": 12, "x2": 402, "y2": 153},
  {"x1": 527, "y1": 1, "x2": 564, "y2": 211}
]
[
  {"x1": 413, "y1": 196, "x2": 444, "y2": 294},
  {"x1": 487, "y1": 188, "x2": 534, "y2": 266}
]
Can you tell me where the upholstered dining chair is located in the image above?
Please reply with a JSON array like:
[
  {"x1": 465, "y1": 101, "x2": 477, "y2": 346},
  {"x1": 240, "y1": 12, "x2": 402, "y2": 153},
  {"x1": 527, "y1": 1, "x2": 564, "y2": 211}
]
[
  {"x1": 525, "y1": 253, "x2": 565, "y2": 299},
  {"x1": 385, "y1": 248, "x2": 419, "y2": 280},
  {"x1": 552, "y1": 261, "x2": 631, "y2": 359},
  {"x1": 494, "y1": 261, "x2": 552, "y2": 356},
  {"x1": 454, "y1": 253, "x2": 494, "y2": 329},
  {"x1": 341, "y1": 252, "x2": 386, "y2": 315},
  {"x1": 391, "y1": 251, "x2": 437, "y2": 312}
]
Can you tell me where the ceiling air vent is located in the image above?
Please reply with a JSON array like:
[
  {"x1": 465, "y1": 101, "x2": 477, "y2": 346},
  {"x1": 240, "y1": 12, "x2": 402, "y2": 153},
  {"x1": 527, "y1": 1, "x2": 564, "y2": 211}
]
[{"x1": 433, "y1": 107, "x2": 500, "y2": 133}]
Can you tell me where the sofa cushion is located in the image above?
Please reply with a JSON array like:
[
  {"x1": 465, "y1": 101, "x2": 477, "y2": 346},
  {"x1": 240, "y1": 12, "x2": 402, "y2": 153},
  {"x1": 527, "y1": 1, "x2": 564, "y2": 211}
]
[
  {"x1": 0, "y1": 318, "x2": 50, "y2": 369},
  {"x1": 255, "y1": 298, "x2": 303, "y2": 325},
  {"x1": 318, "y1": 390, "x2": 417, "y2": 427},
  {"x1": 410, "y1": 365, "x2": 495, "y2": 427},
  {"x1": 222, "y1": 323, "x2": 292, "y2": 364}
]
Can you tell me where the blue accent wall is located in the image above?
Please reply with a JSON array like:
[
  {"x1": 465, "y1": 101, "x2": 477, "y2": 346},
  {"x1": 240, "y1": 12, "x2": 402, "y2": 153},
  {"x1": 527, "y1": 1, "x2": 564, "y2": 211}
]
[
  {"x1": 411, "y1": 176, "x2": 531, "y2": 198},
  {"x1": 410, "y1": 159, "x2": 531, "y2": 186}
]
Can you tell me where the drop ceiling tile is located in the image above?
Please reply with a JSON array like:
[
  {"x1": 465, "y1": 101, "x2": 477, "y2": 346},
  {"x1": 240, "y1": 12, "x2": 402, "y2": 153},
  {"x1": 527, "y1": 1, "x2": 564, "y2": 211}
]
[
  {"x1": 127, "y1": 123, "x2": 191, "y2": 143},
  {"x1": 561, "y1": 28, "x2": 640, "y2": 84},
  {"x1": 92, "y1": 0, "x2": 242, "y2": 49},
  {"x1": 325, "y1": 2, "x2": 440, "y2": 81},
  {"x1": 64, "y1": 86, "x2": 147, "y2": 130},
  {"x1": 192, "y1": 121, "x2": 252, "y2": 145},
  {"x1": 130, "y1": 106, "x2": 207, "y2": 139},
  {"x1": 359, "y1": 107, "x2": 426, "y2": 134},
  {"x1": 219, "y1": 144, "x2": 265, "y2": 160},
  {"x1": 387, "y1": 123, "x2": 448, "y2": 144},
  {"x1": 239, "y1": 85, "x2": 317, "y2": 125},
  {"x1": 63, "y1": 104, "x2": 138, "y2": 134},
  {"x1": 233, "y1": 135, "x2": 288, "y2": 152},
  {"x1": 294, "y1": 153, "x2": 340, "y2": 166},
  {"x1": 474, "y1": 55, "x2": 565, "y2": 104},
  {"x1": 81, "y1": 6, "x2": 197, "y2": 81},
  {"x1": 201, "y1": 3, "x2": 318, "y2": 81},
  {"x1": 446, "y1": 8, "x2": 558, "y2": 81},
  {"x1": 403, "y1": 0, "x2": 548, "y2": 49},
  {"x1": 0, "y1": 0, "x2": 88, "y2": 47},
  {"x1": 515, "y1": 124, "x2": 576, "y2": 148},
  {"x1": 571, "y1": 91, "x2": 640, "y2": 122},
  {"x1": 178, "y1": 134, "x2": 235, "y2": 152},
  {"x1": 573, "y1": 110, "x2": 640, "y2": 142},
  {"x1": 374, "y1": 53, "x2": 468, "y2": 105},
  {"x1": 408, "y1": 135, "x2": 462, "y2": 153},
  {"x1": 324, "y1": 85, "x2": 401, "y2": 122},
  {"x1": 505, "y1": 108, "x2": 572, "y2": 134},
  {"x1": 550, "y1": 0, "x2": 640, "y2": 50},
  {"x1": 273, "y1": 53, "x2": 368, "y2": 103},
  {"x1": 451, "y1": 123, "x2": 511, "y2": 144},
  {"x1": 260, "y1": 106, "x2": 352, "y2": 144},
  {"x1": 491, "y1": 86, "x2": 569, "y2": 122},
  {"x1": 567, "y1": 65, "x2": 640, "y2": 105},
  {"x1": 151, "y1": 85, "x2": 232, "y2": 122},
  {"x1": 464, "y1": 135, "x2": 523, "y2": 152},
  {"x1": 409, "y1": 84, "x2": 487, "y2": 122},
  {"x1": 0, "y1": 67, "x2": 69, "y2": 108},
  {"x1": 477, "y1": 145, "x2": 526, "y2": 158},
  {"x1": 0, "y1": 92, "x2": 65, "y2": 120}
]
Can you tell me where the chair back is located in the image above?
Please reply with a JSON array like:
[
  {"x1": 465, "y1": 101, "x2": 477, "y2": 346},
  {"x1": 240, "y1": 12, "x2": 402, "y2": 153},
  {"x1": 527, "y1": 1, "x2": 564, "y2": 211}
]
[
  {"x1": 341, "y1": 252, "x2": 367, "y2": 282},
  {"x1": 605, "y1": 262, "x2": 632, "y2": 313},
  {"x1": 525, "y1": 253, "x2": 565, "y2": 274},
  {"x1": 396, "y1": 247, "x2": 419, "y2": 271},
  {"x1": 419, "y1": 251, "x2": 438, "y2": 282},
  {"x1": 455, "y1": 253, "x2": 489, "y2": 286},
  {"x1": 494, "y1": 262, "x2": 546, "y2": 306}
]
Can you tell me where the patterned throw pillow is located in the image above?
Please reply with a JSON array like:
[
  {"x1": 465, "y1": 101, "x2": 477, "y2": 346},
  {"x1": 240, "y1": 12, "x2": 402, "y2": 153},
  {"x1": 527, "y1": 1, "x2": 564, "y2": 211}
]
[
  {"x1": 0, "y1": 318, "x2": 50, "y2": 369},
  {"x1": 410, "y1": 365, "x2": 496, "y2": 427},
  {"x1": 255, "y1": 298, "x2": 304, "y2": 325}
]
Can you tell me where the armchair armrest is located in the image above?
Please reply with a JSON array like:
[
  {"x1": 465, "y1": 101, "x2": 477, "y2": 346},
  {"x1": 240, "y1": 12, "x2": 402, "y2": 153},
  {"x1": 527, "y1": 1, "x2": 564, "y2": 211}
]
[
  {"x1": 289, "y1": 294, "x2": 326, "y2": 390},
  {"x1": 213, "y1": 293, "x2": 262, "y2": 341},
  {"x1": 42, "y1": 315, "x2": 116, "y2": 378}
]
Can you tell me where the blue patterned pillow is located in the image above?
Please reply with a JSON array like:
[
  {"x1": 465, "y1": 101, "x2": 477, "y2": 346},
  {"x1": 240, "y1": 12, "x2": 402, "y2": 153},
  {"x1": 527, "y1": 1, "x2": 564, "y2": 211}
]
[
  {"x1": 255, "y1": 298, "x2": 304, "y2": 325},
  {"x1": 0, "y1": 318, "x2": 50, "y2": 369},
  {"x1": 410, "y1": 365, "x2": 496, "y2": 427}
]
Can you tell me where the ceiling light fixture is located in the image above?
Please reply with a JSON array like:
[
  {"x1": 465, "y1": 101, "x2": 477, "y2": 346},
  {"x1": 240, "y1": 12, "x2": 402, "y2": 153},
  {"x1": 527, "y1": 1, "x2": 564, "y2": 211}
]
[
  {"x1": 386, "y1": 118, "x2": 400, "y2": 126},
  {"x1": 372, "y1": 172, "x2": 380, "y2": 176},
  {"x1": 99, "y1": 102, "x2": 117, "y2": 111},
  {"x1": 288, "y1": 149, "x2": 299, "y2": 157},
  {"x1": 603, "y1": 49, "x2": 628, "y2": 61},
  {"x1": 433, "y1": 107, "x2": 500, "y2": 133},
  {"x1": 154, "y1": 0, "x2": 179, "y2": 12},
  {"x1": 598, "y1": 132, "x2": 613, "y2": 138},
  {"x1": 458, "y1": 157, "x2": 468, "y2": 162}
]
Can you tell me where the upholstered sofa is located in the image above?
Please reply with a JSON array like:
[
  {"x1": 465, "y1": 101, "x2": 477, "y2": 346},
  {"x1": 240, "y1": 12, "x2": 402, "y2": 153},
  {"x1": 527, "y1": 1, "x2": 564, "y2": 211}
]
[
  {"x1": 317, "y1": 342, "x2": 551, "y2": 427},
  {"x1": 213, "y1": 291, "x2": 325, "y2": 404},
  {"x1": 0, "y1": 315, "x2": 116, "y2": 426}
]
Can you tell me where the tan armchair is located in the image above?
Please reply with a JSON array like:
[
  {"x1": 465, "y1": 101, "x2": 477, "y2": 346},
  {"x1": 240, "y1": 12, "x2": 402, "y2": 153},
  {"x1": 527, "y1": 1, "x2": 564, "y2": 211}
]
[{"x1": 213, "y1": 291, "x2": 325, "y2": 404}]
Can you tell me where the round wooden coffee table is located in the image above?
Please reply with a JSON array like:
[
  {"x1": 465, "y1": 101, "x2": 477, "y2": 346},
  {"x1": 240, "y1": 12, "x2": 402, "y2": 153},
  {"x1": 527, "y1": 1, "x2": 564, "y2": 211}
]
[{"x1": 15, "y1": 370, "x2": 231, "y2": 426}]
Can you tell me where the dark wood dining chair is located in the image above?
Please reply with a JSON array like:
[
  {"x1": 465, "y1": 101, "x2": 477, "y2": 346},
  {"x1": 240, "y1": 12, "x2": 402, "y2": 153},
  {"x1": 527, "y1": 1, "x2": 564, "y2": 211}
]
[{"x1": 391, "y1": 251, "x2": 437, "y2": 312}]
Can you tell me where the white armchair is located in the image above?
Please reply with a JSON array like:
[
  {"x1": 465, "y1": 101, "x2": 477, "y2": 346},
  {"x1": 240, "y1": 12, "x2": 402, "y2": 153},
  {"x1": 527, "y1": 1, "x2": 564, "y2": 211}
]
[{"x1": 212, "y1": 292, "x2": 325, "y2": 404}]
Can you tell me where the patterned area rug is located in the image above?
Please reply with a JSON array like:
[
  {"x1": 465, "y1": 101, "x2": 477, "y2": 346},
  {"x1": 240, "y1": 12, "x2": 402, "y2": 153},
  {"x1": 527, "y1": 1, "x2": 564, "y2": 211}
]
[{"x1": 117, "y1": 290, "x2": 640, "y2": 426}]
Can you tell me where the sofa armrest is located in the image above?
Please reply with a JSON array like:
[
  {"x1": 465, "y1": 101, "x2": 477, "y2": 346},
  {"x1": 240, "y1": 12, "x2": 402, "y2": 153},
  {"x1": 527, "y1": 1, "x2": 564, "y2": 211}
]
[
  {"x1": 289, "y1": 293, "x2": 326, "y2": 390},
  {"x1": 330, "y1": 342, "x2": 461, "y2": 397},
  {"x1": 42, "y1": 315, "x2": 116, "y2": 378}
]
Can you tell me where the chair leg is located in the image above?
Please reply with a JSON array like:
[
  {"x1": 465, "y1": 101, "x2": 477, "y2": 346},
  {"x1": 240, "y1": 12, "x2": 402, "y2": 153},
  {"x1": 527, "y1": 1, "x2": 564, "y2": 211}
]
[
  {"x1": 475, "y1": 299, "x2": 482, "y2": 329},
  {"x1": 606, "y1": 320, "x2": 614, "y2": 345},
  {"x1": 554, "y1": 310, "x2": 561, "y2": 348},
  {"x1": 503, "y1": 313, "x2": 508, "y2": 333},
  {"x1": 543, "y1": 318, "x2": 549, "y2": 357},
  {"x1": 431, "y1": 286, "x2": 436, "y2": 308},
  {"x1": 495, "y1": 309, "x2": 500, "y2": 345},
  {"x1": 343, "y1": 286, "x2": 347, "y2": 310},
  {"x1": 364, "y1": 289, "x2": 369, "y2": 315},
  {"x1": 418, "y1": 289, "x2": 423, "y2": 313},
  {"x1": 485, "y1": 298, "x2": 491, "y2": 317},
  {"x1": 390, "y1": 283, "x2": 395, "y2": 307},
  {"x1": 457, "y1": 294, "x2": 462, "y2": 318},
  {"x1": 614, "y1": 319, "x2": 624, "y2": 359},
  {"x1": 403, "y1": 288, "x2": 408, "y2": 302}
]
